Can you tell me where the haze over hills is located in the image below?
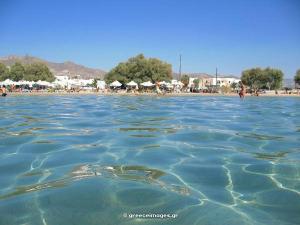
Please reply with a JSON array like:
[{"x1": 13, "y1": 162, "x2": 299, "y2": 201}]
[
  {"x1": 0, "y1": 55, "x2": 242, "y2": 80},
  {"x1": 172, "y1": 72, "x2": 240, "y2": 80},
  {"x1": 0, "y1": 55, "x2": 106, "y2": 79},
  {"x1": 0, "y1": 55, "x2": 295, "y2": 88}
]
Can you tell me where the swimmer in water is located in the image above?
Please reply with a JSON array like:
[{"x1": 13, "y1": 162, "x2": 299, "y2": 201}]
[
  {"x1": 1, "y1": 85, "x2": 7, "y2": 97},
  {"x1": 239, "y1": 81, "x2": 245, "y2": 99}
]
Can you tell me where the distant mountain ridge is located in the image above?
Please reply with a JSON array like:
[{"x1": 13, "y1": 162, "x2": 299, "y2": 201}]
[
  {"x1": 172, "y1": 72, "x2": 240, "y2": 79},
  {"x1": 0, "y1": 55, "x2": 240, "y2": 80},
  {"x1": 0, "y1": 55, "x2": 106, "y2": 79}
]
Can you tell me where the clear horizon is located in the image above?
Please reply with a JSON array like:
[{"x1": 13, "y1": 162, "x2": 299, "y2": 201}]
[{"x1": 0, "y1": 0, "x2": 299, "y2": 78}]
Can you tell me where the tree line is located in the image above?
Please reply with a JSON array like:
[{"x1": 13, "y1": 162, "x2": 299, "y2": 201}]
[
  {"x1": 105, "y1": 54, "x2": 300, "y2": 91},
  {"x1": 241, "y1": 67, "x2": 285, "y2": 93},
  {"x1": 0, "y1": 62, "x2": 55, "y2": 82},
  {"x1": 1, "y1": 55, "x2": 299, "y2": 90}
]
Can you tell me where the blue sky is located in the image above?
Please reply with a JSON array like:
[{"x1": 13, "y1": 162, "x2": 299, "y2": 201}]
[{"x1": 0, "y1": 0, "x2": 299, "y2": 77}]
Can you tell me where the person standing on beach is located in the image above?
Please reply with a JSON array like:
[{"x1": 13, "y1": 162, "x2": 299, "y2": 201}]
[{"x1": 239, "y1": 82, "x2": 245, "y2": 98}]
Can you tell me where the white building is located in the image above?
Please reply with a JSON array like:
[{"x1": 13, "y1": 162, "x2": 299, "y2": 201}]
[
  {"x1": 187, "y1": 77, "x2": 240, "y2": 89},
  {"x1": 53, "y1": 75, "x2": 94, "y2": 89},
  {"x1": 55, "y1": 75, "x2": 69, "y2": 82},
  {"x1": 211, "y1": 77, "x2": 240, "y2": 87}
]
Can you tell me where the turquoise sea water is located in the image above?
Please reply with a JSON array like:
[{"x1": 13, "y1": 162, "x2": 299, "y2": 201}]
[{"x1": 0, "y1": 95, "x2": 299, "y2": 225}]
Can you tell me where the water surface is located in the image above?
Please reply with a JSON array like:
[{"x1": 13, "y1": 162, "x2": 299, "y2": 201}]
[{"x1": 0, "y1": 95, "x2": 299, "y2": 225}]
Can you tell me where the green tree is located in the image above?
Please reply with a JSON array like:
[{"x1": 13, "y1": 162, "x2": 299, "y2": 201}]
[
  {"x1": 294, "y1": 69, "x2": 300, "y2": 86},
  {"x1": 230, "y1": 82, "x2": 238, "y2": 91},
  {"x1": 241, "y1": 68, "x2": 264, "y2": 93},
  {"x1": 10, "y1": 62, "x2": 25, "y2": 81},
  {"x1": 180, "y1": 74, "x2": 190, "y2": 87},
  {"x1": 220, "y1": 86, "x2": 231, "y2": 93},
  {"x1": 92, "y1": 79, "x2": 98, "y2": 88},
  {"x1": 241, "y1": 67, "x2": 284, "y2": 92},
  {"x1": 0, "y1": 63, "x2": 9, "y2": 81},
  {"x1": 193, "y1": 79, "x2": 200, "y2": 88},
  {"x1": 264, "y1": 67, "x2": 283, "y2": 90},
  {"x1": 105, "y1": 54, "x2": 172, "y2": 84},
  {"x1": 24, "y1": 63, "x2": 55, "y2": 82}
]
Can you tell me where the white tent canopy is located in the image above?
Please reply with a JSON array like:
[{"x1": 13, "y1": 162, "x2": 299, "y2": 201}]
[
  {"x1": 126, "y1": 81, "x2": 138, "y2": 86},
  {"x1": 97, "y1": 80, "x2": 106, "y2": 89},
  {"x1": 140, "y1": 81, "x2": 155, "y2": 87},
  {"x1": 110, "y1": 80, "x2": 122, "y2": 87}
]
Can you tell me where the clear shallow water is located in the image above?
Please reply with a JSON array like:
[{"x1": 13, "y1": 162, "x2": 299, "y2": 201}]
[{"x1": 0, "y1": 95, "x2": 299, "y2": 225}]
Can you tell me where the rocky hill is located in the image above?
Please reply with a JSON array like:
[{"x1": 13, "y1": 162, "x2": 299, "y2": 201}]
[
  {"x1": 0, "y1": 55, "x2": 240, "y2": 80},
  {"x1": 0, "y1": 55, "x2": 106, "y2": 79}
]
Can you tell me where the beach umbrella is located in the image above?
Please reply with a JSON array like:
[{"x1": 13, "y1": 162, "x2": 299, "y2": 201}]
[
  {"x1": 126, "y1": 80, "x2": 138, "y2": 90},
  {"x1": 19, "y1": 80, "x2": 32, "y2": 85},
  {"x1": 165, "y1": 83, "x2": 173, "y2": 89},
  {"x1": 16, "y1": 80, "x2": 25, "y2": 85},
  {"x1": 12, "y1": 81, "x2": 21, "y2": 86},
  {"x1": 3, "y1": 79, "x2": 14, "y2": 85},
  {"x1": 126, "y1": 81, "x2": 138, "y2": 86},
  {"x1": 26, "y1": 81, "x2": 35, "y2": 87},
  {"x1": 110, "y1": 80, "x2": 122, "y2": 87},
  {"x1": 158, "y1": 81, "x2": 167, "y2": 86},
  {"x1": 23, "y1": 80, "x2": 33, "y2": 85},
  {"x1": 36, "y1": 80, "x2": 43, "y2": 85},
  {"x1": 36, "y1": 80, "x2": 51, "y2": 86},
  {"x1": 141, "y1": 81, "x2": 155, "y2": 87}
]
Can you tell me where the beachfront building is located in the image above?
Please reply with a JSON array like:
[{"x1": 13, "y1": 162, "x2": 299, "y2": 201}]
[
  {"x1": 187, "y1": 77, "x2": 240, "y2": 92},
  {"x1": 53, "y1": 75, "x2": 94, "y2": 89},
  {"x1": 55, "y1": 75, "x2": 69, "y2": 82},
  {"x1": 199, "y1": 78, "x2": 212, "y2": 89},
  {"x1": 53, "y1": 75, "x2": 69, "y2": 88},
  {"x1": 210, "y1": 77, "x2": 240, "y2": 87}
]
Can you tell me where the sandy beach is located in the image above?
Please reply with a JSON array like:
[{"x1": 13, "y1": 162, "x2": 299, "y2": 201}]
[{"x1": 6, "y1": 91, "x2": 300, "y2": 97}]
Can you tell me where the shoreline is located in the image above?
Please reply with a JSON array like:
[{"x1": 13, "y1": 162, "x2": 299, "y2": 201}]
[{"x1": 5, "y1": 91, "x2": 300, "y2": 97}]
